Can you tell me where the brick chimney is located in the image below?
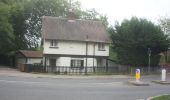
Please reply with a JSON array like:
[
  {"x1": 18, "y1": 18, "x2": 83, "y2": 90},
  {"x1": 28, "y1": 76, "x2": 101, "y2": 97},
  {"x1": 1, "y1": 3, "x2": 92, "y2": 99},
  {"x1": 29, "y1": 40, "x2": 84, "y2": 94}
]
[{"x1": 67, "y1": 9, "x2": 77, "y2": 22}]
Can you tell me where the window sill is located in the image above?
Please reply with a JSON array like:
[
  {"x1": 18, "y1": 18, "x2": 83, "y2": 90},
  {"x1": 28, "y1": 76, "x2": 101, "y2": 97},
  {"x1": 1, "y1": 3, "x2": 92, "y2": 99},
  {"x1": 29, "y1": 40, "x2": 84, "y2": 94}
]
[
  {"x1": 71, "y1": 67, "x2": 84, "y2": 70},
  {"x1": 98, "y1": 49, "x2": 106, "y2": 51},
  {"x1": 49, "y1": 46, "x2": 59, "y2": 48}
]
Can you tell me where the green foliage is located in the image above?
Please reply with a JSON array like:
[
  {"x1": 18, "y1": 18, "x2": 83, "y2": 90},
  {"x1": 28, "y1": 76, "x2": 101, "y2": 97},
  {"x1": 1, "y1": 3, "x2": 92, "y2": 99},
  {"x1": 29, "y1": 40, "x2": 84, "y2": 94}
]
[
  {"x1": 10, "y1": 1, "x2": 30, "y2": 49},
  {"x1": 110, "y1": 17, "x2": 170, "y2": 66},
  {"x1": 0, "y1": 2, "x2": 14, "y2": 55},
  {"x1": 109, "y1": 46, "x2": 117, "y2": 61},
  {"x1": 0, "y1": 0, "x2": 30, "y2": 55}
]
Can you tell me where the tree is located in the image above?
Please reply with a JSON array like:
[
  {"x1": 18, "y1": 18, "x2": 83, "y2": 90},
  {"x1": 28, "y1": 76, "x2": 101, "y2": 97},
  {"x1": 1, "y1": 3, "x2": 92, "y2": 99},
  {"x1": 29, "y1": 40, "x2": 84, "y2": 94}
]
[
  {"x1": 0, "y1": 2, "x2": 14, "y2": 55},
  {"x1": 110, "y1": 17, "x2": 170, "y2": 66},
  {"x1": 0, "y1": 0, "x2": 29, "y2": 52},
  {"x1": 23, "y1": 0, "x2": 70, "y2": 48},
  {"x1": 159, "y1": 16, "x2": 170, "y2": 35},
  {"x1": 80, "y1": 8, "x2": 109, "y2": 27},
  {"x1": 10, "y1": 1, "x2": 30, "y2": 50}
]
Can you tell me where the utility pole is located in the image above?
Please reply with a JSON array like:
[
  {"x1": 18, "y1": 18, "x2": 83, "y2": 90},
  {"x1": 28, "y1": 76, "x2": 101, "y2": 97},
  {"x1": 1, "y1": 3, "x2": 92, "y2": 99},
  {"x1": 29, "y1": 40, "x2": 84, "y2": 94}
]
[
  {"x1": 85, "y1": 35, "x2": 88, "y2": 75},
  {"x1": 93, "y1": 43, "x2": 95, "y2": 72},
  {"x1": 69, "y1": 0, "x2": 72, "y2": 7},
  {"x1": 69, "y1": 0, "x2": 72, "y2": 11},
  {"x1": 148, "y1": 48, "x2": 151, "y2": 73}
]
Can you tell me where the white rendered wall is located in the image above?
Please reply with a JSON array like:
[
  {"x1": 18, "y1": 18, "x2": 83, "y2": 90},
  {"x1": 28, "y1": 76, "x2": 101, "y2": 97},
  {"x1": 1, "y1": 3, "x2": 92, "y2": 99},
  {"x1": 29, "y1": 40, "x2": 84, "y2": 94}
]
[
  {"x1": 45, "y1": 57, "x2": 97, "y2": 67},
  {"x1": 44, "y1": 40, "x2": 109, "y2": 57},
  {"x1": 27, "y1": 58, "x2": 42, "y2": 64},
  {"x1": 17, "y1": 58, "x2": 42, "y2": 64}
]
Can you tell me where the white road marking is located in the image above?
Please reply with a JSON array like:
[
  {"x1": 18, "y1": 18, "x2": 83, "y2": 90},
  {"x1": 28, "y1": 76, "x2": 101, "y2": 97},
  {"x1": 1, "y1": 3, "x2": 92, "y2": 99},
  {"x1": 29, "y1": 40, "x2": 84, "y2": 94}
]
[
  {"x1": 0, "y1": 79, "x2": 48, "y2": 84},
  {"x1": 0, "y1": 79, "x2": 124, "y2": 87},
  {"x1": 85, "y1": 82, "x2": 123, "y2": 85}
]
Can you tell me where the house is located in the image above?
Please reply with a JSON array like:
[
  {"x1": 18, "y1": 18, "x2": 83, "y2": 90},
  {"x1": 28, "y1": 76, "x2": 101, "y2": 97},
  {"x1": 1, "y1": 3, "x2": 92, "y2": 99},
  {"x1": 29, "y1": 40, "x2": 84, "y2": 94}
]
[
  {"x1": 42, "y1": 16, "x2": 111, "y2": 72},
  {"x1": 16, "y1": 50, "x2": 43, "y2": 66}
]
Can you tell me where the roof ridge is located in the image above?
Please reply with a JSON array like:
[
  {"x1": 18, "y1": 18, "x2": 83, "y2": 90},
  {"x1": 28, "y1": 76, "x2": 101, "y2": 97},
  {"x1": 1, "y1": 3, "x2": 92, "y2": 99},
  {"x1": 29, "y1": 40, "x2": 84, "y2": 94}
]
[{"x1": 42, "y1": 16, "x2": 103, "y2": 24}]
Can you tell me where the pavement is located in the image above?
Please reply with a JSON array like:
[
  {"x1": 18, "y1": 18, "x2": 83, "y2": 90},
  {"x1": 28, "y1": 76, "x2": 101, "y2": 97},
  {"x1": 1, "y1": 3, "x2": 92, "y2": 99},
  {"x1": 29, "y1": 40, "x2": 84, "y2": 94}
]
[
  {"x1": 0, "y1": 67, "x2": 130, "y2": 79},
  {"x1": 128, "y1": 81, "x2": 150, "y2": 86}
]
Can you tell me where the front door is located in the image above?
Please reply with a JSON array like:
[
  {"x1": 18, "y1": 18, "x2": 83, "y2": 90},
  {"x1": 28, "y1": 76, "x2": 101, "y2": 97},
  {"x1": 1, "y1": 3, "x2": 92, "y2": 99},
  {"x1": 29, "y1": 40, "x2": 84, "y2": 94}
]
[
  {"x1": 49, "y1": 59, "x2": 56, "y2": 72},
  {"x1": 97, "y1": 58, "x2": 102, "y2": 67}
]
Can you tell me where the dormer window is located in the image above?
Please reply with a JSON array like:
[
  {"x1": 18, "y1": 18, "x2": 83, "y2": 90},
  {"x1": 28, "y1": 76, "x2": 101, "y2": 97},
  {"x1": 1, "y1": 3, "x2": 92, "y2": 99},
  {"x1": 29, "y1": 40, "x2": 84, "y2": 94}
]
[
  {"x1": 50, "y1": 40, "x2": 58, "y2": 48},
  {"x1": 98, "y1": 43, "x2": 105, "y2": 51}
]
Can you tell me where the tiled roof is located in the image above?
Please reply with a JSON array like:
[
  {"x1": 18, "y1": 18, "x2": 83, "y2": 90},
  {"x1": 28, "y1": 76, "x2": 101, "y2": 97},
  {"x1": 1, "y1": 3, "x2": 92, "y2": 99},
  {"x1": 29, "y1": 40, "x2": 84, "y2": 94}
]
[
  {"x1": 18, "y1": 50, "x2": 43, "y2": 58},
  {"x1": 42, "y1": 16, "x2": 111, "y2": 43}
]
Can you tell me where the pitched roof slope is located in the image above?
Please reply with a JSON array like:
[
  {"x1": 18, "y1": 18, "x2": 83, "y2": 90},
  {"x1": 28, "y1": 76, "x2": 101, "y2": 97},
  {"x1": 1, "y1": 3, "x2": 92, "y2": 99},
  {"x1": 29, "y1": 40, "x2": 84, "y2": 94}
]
[
  {"x1": 42, "y1": 16, "x2": 111, "y2": 43},
  {"x1": 19, "y1": 50, "x2": 43, "y2": 58}
]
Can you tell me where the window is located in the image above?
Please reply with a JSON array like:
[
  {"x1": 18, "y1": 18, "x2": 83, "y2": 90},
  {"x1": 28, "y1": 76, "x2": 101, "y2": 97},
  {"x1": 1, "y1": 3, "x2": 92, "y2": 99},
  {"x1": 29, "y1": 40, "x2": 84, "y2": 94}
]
[
  {"x1": 50, "y1": 40, "x2": 58, "y2": 48},
  {"x1": 71, "y1": 59, "x2": 84, "y2": 69},
  {"x1": 98, "y1": 43, "x2": 105, "y2": 51},
  {"x1": 49, "y1": 59, "x2": 56, "y2": 66}
]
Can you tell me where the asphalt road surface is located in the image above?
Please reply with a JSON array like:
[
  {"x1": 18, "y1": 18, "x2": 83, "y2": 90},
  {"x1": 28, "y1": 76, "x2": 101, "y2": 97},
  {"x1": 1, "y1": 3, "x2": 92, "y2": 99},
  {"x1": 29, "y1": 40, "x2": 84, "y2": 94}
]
[{"x1": 0, "y1": 75, "x2": 170, "y2": 100}]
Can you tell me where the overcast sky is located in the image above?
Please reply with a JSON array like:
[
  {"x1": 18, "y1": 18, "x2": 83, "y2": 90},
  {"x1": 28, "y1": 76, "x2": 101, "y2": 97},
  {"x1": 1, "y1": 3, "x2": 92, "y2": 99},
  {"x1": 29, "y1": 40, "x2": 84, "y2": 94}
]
[{"x1": 79, "y1": 0, "x2": 170, "y2": 25}]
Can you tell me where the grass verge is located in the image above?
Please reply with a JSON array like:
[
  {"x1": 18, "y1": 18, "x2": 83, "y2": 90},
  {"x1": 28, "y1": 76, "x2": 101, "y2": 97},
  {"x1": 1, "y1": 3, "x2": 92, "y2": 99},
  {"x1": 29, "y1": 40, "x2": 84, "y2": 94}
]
[{"x1": 151, "y1": 95, "x2": 170, "y2": 100}]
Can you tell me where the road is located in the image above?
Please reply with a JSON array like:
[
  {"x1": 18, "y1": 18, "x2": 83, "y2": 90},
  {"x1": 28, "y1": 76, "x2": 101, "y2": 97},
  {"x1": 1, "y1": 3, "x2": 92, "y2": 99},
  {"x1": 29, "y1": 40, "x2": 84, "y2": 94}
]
[
  {"x1": 0, "y1": 74, "x2": 170, "y2": 100},
  {"x1": 0, "y1": 67, "x2": 170, "y2": 100}
]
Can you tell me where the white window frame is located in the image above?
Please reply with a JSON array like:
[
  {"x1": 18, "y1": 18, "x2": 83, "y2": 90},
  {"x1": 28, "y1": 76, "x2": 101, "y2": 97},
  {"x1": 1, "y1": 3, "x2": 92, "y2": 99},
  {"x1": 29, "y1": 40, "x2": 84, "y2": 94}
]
[
  {"x1": 98, "y1": 43, "x2": 105, "y2": 51},
  {"x1": 70, "y1": 59, "x2": 84, "y2": 69},
  {"x1": 50, "y1": 40, "x2": 58, "y2": 48}
]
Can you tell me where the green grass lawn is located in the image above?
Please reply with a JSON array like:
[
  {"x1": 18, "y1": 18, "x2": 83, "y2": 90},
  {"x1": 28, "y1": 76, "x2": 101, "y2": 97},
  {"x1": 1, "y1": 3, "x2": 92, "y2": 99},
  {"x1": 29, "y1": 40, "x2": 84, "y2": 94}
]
[{"x1": 151, "y1": 95, "x2": 170, "y2": 100}]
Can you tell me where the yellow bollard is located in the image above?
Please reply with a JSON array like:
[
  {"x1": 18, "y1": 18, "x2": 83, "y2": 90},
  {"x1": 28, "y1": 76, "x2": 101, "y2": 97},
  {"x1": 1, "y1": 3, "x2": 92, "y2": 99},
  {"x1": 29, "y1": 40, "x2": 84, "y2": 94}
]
[{"x1": 136, "y1": 69, "x2": 140, "y2": 82}]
